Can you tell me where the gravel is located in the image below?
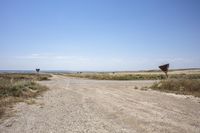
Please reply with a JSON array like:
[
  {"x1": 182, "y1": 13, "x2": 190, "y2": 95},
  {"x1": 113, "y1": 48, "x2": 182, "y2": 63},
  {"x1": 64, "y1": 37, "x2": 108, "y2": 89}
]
[{"x1": 0, "y1": 75, "x2": 200, "y2": 133}]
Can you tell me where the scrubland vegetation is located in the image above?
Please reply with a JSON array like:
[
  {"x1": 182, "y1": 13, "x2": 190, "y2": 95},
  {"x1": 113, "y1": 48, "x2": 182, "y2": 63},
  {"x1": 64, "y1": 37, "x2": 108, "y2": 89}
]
[
  {"x1": 151, "y1": 79, "x2": 200, "y2": 97},
  {"x1": 64, "y1": 73, "x2": 200, "y2": 80},
  {"x1": 0, "y1": 73, "x2": 51, "y2": 118}
]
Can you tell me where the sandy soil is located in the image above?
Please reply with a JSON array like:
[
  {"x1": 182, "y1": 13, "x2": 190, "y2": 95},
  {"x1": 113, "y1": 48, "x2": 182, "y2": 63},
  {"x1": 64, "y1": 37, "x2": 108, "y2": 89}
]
[{"x1": 0, "y1": 75, "x2": 200, "y2": 133}]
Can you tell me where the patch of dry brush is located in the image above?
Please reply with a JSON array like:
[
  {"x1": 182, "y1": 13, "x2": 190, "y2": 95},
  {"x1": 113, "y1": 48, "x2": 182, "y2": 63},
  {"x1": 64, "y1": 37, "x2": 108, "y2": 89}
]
[
  {"x1": 151, "y1": 79, "x2": 200, "y2": 97},
  {"x1": 65, "y1": 73, "x2": 200, "y2": 80},
  {"x1": 0, "y1": 74, "x2": 50, "y2": 118}
]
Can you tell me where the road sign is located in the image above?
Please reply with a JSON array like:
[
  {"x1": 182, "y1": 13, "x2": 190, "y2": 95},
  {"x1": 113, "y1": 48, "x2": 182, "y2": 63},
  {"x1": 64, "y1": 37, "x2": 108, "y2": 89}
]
[
  {"x1": 159, "y1": 64, "x2": 169, "y2": 78},
  {"x1": 36, "y1": 69, "x2": 40, "y2": 73}
]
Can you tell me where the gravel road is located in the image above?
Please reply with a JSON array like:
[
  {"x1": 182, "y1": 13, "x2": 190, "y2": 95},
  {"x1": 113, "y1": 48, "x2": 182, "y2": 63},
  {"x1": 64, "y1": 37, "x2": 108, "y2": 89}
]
[{"x1": 0, "y1": 75, "x2": 200, "y2": 133}]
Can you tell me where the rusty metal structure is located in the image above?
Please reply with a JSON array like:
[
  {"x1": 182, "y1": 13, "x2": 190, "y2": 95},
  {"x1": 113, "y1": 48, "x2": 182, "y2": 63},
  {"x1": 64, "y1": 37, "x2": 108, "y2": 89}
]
[{"x1": 159, "y1": 64, "x2": 169, "y2": 78}]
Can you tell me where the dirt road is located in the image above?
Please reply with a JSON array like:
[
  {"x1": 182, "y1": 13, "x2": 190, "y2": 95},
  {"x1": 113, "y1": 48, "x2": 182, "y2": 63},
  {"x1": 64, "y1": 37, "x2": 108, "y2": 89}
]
[{"x1": 1, "y1": 75, "x2": 200, "y2": 133}]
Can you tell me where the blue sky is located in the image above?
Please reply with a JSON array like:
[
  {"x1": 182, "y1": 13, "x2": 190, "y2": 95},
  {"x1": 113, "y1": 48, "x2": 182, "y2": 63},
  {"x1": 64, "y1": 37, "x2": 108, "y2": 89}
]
[{"x1": 0, "y1": 0, "x2": 200, "y2": 71}]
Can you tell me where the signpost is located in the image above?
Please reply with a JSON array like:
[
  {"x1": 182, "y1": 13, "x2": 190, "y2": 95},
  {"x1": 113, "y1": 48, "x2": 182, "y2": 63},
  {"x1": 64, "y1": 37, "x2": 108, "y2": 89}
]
[
  {"x1": 36, "y1": 69, "x2": 40, "y2": 74},
  {"x1": 159, "y1": 64, "x2": 169, "y2": 78}
]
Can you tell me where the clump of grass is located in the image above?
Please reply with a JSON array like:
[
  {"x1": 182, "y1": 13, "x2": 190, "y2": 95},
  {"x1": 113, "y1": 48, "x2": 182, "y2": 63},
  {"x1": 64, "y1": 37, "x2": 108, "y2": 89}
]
[
  {"x1": 0, "y1": 79, "x2": 47, "y2": 98},
  {"x1": 151, "y1": 79, "x2": 200, "y2": 97},
  {"x1": 0, "y1": 74, "x2": 49, "y2": 118},
  {"x1": 37, "y1": 76, "x2": 49, "y2": 81}
]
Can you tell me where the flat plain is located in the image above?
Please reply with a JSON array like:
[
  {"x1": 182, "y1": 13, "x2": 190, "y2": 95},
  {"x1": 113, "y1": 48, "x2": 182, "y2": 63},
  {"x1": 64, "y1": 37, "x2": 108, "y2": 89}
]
[{"x1": 0, "y1": 70, "x2": 200, "y2": 133}]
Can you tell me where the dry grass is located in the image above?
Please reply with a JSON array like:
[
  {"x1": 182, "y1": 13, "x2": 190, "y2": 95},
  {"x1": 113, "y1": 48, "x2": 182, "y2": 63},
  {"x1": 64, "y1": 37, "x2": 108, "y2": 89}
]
[
  {"x1": 64, "y1": 73, "x2": 200, "y2": 80},
  {"x1": 151, "y1": 79, "x2": 200, "y2": 97},
  {"x1": 0, "y1": 73, "x2": 51, "y2": 81},
  {"x1": 0, "y1": 73, "x2": 50, "y2": 118}
]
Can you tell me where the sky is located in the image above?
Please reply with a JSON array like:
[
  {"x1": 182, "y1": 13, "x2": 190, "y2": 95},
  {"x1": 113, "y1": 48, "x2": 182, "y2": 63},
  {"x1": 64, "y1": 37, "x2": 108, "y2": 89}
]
[{"x1": 0, "y1": 0, "x2": 200, "y2": 71}]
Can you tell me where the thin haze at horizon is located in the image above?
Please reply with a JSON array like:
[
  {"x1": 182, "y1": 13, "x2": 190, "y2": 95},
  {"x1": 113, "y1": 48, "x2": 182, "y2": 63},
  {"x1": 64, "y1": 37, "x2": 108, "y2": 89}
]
[{"x1": 1, "y1": 0, "x2": 200, "y2": 71}]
